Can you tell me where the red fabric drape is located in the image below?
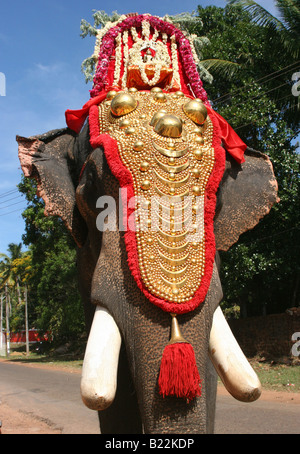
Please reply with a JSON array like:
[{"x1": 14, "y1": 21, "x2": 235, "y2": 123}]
[
  {"x1": 207, "y1": 106, "x2": 246, "y2": 164},
  {"x1": 65, "y1": 91, "x2": 110, "y2": 134}
]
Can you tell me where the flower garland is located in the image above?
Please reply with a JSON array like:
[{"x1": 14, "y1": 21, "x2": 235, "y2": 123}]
[
  {"x1": 90, "y1": 14, "x2": 208, "y2": 103},
  {"x1": 126, "y1": 36, "x2": 171, "y2": 87},
  {"x1": 121, "y1": 30, "x2": 129, "y2": 88},
  {"x1": 93, "y1": 14, "x2": 127, "y2": 60},
  {"x1": 113, "y1": 32, "x2": 122, "y2": 87},
  {"x1": 167, "y1": 34, "x2": 181, "y2": 90}
]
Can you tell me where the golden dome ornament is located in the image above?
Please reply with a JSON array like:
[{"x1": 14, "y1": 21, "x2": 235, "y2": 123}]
[
  {"x1": 150, "y1": 110, "x2": 168, "y2": 127},
  {"x1": 183, "y1": 99, "x2": 208, "y2": 125},
  {"x1": 192, "y1": 185, "x2": 201, "y2": 196},
  {"x1": 153, "y1": 92, "x2": 167, "y2": 103},
  {"x1": 195, "y1": 136, "x2": 205, "y2": 145},
  {"x1": 154, "y1": 114, "x2": 183, "y2": 138},
  {"x1": 192, "y1": 168, "x2": 201, "y2": 178},
  {"x1": 125, "y1": 127, "x2": 135, "y2": 135},
  {"x1": 106, "y1": 90, "x2": 117, "y2": 100},
  {"x1": 110, "y1": 92, "x2": 138, "y2": 117},
  {"x1": 141, "y1": 179, "x2": 151, "y2": 191},
  {"x1": 140, "y1": 161, "x2": 150, "y2": 172},
  {"x1": 133, "y1": 140, "x2": 144, "y2": 152},
  {"x1": 151, "y1": 87, "x2": 163, "y2": 93},
  {"x1": 119, "y1": 118, "x2": 130, "y2": 129},
  {"x1": 194, "y1": 149, "x2": 203, "y2": 160}
]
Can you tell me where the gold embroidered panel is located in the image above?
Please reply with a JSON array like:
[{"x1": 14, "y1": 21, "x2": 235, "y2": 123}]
[{"x1": 98, "y1": 89, "x2": 215, "y2": 304}]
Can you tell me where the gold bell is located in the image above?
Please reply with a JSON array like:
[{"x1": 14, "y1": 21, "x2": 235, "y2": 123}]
[
  {"x1": 168, "y1": 314, "x2": 187, "y2": 345},
  {"x1": 183, "y1": 99, "x2": 207, "y2": 125},
  {"x1": 110, "y1": 92, "x2": 138, "y2": 117}
]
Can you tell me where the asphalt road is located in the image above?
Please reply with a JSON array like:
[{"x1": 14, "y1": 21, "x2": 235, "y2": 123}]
[
  {"x1": 0, "y1": 361, "x2": 99, "y2": 434},
  {"x1": 0, "y1": 361, "x2": 299, "y2": 434}
]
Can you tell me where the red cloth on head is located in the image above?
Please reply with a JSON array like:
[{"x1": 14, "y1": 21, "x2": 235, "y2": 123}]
[
  {"x1": 207, "y1": 106, "x2": 246, "y2": 164},
  {"x1": 65, "y1": 91, "x2": 109, "y2": 134}
]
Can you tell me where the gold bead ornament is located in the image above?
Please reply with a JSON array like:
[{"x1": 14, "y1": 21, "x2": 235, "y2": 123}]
[
  {"x1": 183, "y1": 99, "x2": 208, "y2": 125},
  {"x1": 154, "y1": 114, "x2": 183, "y2": 138},
  {"x1": 110, "y1": 92, "x2": 138, "y2": 117},
  {"x1": 98, "y1": 89, "x2": 215, "y2": 303}
]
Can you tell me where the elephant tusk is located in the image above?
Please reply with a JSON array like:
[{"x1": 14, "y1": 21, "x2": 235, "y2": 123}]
[
  {"x1": 80, "y1": 306, "x2": 122, "y2": 411},
  {"x1": 209, "y1": 306, "x2": 261, "y2": 402}
]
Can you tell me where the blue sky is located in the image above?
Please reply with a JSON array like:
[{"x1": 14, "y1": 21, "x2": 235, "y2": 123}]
[{"x1": 0, "y1": 0, "x2": 280, "y2": 254}]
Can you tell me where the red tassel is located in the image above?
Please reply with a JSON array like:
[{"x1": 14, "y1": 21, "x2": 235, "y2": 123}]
[{"x1": 158, "y1": 342, "x2": 202, "y2": 401}]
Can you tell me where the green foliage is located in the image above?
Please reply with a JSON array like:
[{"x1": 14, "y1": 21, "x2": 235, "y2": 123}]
[
  {"x1": 0, "y1": 243, "x2": 22, "y2": 288},
  {"x1": 229, "y1": 0, "x2": 300, "y2": 58},
  {"x1": 0, "y1": 242, "x2": 31, "y2": 332},
  {"x1": 15, "y1": 176, "x2": 85, "y2": 341},
  {"x1": 34, "y1": 236, "x2": 85, "y2": 342},
  {"x1": 196, "y1": 3, "x2": 300, "y2": 316},
  {"x1": 80, "y1": 10, "x2": 122, "y2": 38}
]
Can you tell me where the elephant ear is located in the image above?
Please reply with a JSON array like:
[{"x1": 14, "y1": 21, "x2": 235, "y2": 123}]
[
  {"x1": 214, "y1": 147, "x2": 279, "y2": 251},
  {"x1": 17, "y1": 128, "x2": 87, "y2": 247}
]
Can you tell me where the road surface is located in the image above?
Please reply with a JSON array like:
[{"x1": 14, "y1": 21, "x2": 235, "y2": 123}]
[
  {"x1": 0, "y1": 360, "x2": 99, "y2": 434},
  {"x1": 0, "y1": 360, "x2": 299, "y2": 434}
]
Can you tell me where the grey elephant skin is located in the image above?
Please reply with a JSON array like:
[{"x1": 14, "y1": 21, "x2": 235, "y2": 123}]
[{"x1": 17, "y1": 124, "x2": 278, "y2": 434}]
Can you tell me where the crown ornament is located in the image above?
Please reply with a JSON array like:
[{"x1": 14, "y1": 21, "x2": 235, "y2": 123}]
[{"x1": 81, "y1": 13, "x2": 209, "y2": 102}]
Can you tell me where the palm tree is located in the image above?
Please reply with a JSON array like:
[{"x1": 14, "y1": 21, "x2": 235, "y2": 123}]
[
  {"x1": 0, "y1": 244, "x2": 33, "y2": 338},
  {"x1": 0, "y1": 243, "x2": 23, "y2": 289},
  {"x1": 229, "y1": 0, "x2": 300, "y2": 128},
  {"x1": 229, "y1": 0, "x2": 300, "y2": 58}
]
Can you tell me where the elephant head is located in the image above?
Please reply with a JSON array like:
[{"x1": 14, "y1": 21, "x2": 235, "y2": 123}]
[{"x1": 17, "y1": 14, "x2": 278, "y2": 434}]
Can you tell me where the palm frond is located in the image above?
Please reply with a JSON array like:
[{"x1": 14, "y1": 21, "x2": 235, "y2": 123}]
[
  {"x1": 228, "y1": 0, "x2": 285, "y2": 31},
  {"x1": 165, "y1": 12, "x2": 202, "y2": 32},
  {"x1": 276, "y1": 0, "x2": 300, "y2": 33},
  {"x1": 229, "y1": 0, "x2": 300, "y2": 57},
  {"x1": 201, "y1": 59, "x2": 240, "y2": 78}
]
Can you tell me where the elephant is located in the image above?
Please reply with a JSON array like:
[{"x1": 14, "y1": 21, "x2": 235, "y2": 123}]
[
  {"x1": 17, "y1": 122, "x2": 278, "y2": 434},
  {"x1": 16, "y1": 14, "x2": 278, "y2": 434}
]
